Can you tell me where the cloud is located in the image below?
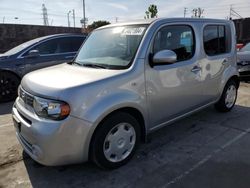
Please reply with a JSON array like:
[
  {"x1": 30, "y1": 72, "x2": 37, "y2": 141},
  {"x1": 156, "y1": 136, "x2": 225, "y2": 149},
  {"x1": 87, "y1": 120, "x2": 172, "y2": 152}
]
[{"x1": 106, "y1": 3, "x2": 128, "y2": 11}]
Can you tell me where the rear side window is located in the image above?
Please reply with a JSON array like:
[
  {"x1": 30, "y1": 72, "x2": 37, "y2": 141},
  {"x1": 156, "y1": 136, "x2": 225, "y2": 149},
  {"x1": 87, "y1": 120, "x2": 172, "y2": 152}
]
[
  {"x1": 203, "y1": 25, "x2": 227, "y2": 56},
  {"x1": 57, "y1": 37, "x2": 85, "y2": 53},
  {"x1": 153, "y1": 25, "x2": 195, "y2": 62}
]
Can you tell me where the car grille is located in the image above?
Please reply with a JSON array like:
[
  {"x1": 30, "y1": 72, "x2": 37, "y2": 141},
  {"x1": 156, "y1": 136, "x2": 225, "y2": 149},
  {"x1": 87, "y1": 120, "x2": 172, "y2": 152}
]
[
  {"x1": 238, "y1": 61, "x2": 250, "y2": 66},
  {"x1": 19, "y1": 87, "x2": 34, "y2": 107}
]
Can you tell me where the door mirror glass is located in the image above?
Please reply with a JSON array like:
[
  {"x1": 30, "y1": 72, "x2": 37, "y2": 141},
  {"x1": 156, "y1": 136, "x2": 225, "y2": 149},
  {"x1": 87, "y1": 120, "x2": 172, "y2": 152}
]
[
  {"x1": 153, "y1": 50, "x2": 177, "y2": 64},
  {"x1": 28, "y1": 50, "x2": 40, "y2": 57}
]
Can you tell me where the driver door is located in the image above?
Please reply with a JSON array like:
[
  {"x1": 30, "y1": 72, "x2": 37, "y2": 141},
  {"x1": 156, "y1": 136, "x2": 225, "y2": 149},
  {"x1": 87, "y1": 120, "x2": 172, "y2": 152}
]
[{"x1": 145, "y1": 24, "x2": 205, "y2": 129}]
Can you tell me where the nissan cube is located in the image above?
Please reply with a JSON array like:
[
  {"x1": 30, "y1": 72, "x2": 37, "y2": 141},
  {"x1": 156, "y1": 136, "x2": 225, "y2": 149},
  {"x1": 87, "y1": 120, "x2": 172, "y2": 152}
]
[{"x1": 12, "y1": 18, "x2": 239, "y2": 169}]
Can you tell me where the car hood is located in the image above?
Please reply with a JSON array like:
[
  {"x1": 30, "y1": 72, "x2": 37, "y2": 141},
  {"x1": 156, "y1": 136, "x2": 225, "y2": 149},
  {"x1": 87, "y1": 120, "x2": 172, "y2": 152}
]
[
  {"x1": 21, "y1": 63, "x2": 127, "y2": 99},
  {"x1": 237, "y1": 51, "x2": 250, "y2": 62}
]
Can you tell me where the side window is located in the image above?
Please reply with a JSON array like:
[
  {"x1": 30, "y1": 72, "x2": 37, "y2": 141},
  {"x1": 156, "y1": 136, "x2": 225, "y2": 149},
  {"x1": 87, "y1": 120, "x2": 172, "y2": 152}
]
[
  {"x1": 33, "y1": 39, "x2": 60, "y2": 55},
  {"x1": 70, "y1": 37, "x2": 85, "y2": 52},
  {"x1": 153, "y1": 25, "x2": 195, "y2": 62},
  {"x1": 23, "y1": 36, "x2": 85, "y2": 56},
  {"x1": 56, "y1": 37, "x2": 85, "y2": 53},
  {"x1": 203, "y1": 25, "x2": 227, "y2": 56}
]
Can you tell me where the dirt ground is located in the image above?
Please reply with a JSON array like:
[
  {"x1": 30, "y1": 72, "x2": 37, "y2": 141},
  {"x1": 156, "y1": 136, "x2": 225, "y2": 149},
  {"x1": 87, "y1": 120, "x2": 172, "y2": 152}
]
[{"x1": 0, "y1": 83, "x2": 250, "y2": 188}]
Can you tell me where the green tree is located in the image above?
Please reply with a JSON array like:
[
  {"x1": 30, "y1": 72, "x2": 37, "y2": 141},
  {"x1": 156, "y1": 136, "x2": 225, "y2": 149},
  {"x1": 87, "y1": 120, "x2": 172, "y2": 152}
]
[
  {"x1": 87, "y1": 20, "x2": 111, "y2": 30},
  {"x1": 145, "y1": 4, "x2": 158, "y2": 19}
]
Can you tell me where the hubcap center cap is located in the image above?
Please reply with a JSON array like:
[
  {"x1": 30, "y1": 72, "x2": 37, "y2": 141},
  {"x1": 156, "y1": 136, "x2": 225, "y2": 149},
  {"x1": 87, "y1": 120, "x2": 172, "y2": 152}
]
[{"x1": 117, "y1": 138, "x2": 125, "y2": 147}]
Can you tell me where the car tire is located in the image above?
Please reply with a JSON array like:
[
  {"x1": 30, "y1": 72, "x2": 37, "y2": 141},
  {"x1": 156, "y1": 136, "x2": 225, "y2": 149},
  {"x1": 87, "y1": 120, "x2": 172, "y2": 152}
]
[
  {"x1": 215, "y1": 79, "x2": 238, "y2": 112},
  {"x1": 0, "y1": 71, "x2": 20, "y2": 103},
  {"x1": 90, "y1": 112, "x2": 141, "y2": 169}
]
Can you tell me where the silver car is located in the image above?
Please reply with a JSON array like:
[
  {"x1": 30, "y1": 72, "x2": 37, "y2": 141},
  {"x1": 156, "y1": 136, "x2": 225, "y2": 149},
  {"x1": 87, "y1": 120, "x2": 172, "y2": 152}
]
[
  {"x1": 237, "y1": 42, "x2": 250, "y2": 81},
  {"x1": 12, "y1": 18, "x2": 239, "y2": 169}
]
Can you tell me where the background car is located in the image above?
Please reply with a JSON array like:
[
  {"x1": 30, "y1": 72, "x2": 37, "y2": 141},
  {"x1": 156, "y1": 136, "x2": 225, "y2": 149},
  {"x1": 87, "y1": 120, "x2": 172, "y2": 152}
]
[
  {"x1": 237, "y1": 42, "x2": 250, "y2": 81},
  {"x1": 0, "y1": 33, "x2": 86, "y2": 102}
]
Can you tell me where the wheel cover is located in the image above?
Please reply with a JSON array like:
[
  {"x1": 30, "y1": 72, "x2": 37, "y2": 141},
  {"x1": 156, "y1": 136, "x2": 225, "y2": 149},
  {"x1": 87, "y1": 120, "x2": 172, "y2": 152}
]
[
  {"x1": 0, "y1": 73, "x2": 19, "y2": 100},
  {"x1": 225, "y1": 85, "x2": 237, "y2": 108},
  {"x1": 103, "y1": 123, "x2": 136, "y2": 163}
]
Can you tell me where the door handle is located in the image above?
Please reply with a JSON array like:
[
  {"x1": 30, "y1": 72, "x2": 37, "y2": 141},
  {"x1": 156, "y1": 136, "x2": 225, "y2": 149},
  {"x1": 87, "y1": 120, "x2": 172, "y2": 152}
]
[{"x1": 191, "y1": 66, "x2": 202, "y2": 73}]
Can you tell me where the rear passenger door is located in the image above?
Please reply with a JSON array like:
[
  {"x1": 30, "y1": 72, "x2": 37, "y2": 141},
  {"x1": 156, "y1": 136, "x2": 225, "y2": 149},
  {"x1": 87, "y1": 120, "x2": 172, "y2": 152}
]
[
  {"x1": 23, "y1": 36, "x2": 85, "y2": 73},
  {"x1": 201, "y1": 24, "x2": 232, "y2": 101}
]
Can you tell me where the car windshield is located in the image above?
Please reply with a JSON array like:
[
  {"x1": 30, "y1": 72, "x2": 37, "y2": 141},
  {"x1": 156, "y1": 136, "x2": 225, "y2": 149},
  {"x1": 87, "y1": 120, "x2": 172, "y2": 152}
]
[
  {"x1": 74, "y1": 25, "x2": 148, "y2": 69},
  {"x1": 240, "y1": 43, "x2": 250, "y2": 52},
  {"x1": 4, "y1": 36, "x2": 47, "y2": 55}
]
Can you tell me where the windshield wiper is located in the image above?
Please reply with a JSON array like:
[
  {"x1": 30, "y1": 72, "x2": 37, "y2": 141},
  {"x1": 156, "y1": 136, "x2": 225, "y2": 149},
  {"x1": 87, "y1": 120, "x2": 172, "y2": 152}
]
[
  {"x1": 82, "y1": 63, "x2": 108, "y2": 69},
  {"x1": 68, "y1": 61, "x2": 83, "y2": 66}
]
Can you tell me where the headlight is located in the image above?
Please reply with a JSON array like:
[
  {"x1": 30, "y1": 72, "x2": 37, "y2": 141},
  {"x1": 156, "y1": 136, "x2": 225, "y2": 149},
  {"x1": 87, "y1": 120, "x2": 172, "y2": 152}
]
[{"x1": 33, "y1": 97, "x2": 70, "y2": 120}]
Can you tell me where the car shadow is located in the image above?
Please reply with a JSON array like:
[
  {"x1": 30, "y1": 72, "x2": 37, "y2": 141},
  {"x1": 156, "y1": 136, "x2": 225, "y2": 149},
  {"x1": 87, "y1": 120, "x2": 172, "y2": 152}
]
[
  {"x1": 22, "y1": 104, "x2": 250, "y2": 188},
  {"x1": 0, "y1": 101, "x2": 14, "y2": 116}
]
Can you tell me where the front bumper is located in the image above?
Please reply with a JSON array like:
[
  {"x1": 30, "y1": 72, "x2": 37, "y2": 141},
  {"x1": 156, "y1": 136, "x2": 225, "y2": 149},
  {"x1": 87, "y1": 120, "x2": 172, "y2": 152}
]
[
  {"x1": 12, "y1": 97, "x2": 93, "y2": 166},
  {"x1": 238, "y1": 65, "x2": 250, "y2": 80}
]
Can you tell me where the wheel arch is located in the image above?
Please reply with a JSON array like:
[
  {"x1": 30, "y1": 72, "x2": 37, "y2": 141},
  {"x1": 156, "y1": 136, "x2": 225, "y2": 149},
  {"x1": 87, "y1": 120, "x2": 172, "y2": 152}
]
[
  {"x1": 228, "y1": 75, "x2": 240, "y2": 89},
  {"x1": 88, "y1": 107, "x2": 147, "y2": 160},
  {"x1": 0, "y1": 69, "x2": 22, "y2": 81}
]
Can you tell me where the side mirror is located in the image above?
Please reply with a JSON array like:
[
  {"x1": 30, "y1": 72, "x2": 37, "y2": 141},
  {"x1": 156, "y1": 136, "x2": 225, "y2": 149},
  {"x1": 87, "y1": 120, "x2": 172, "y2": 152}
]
[
  {"x1": 27, "y1": 50, "x2": 39, "y2": 57},
  {"x1": 152, "y1": 50, "x2": 177, "y2": 65}
]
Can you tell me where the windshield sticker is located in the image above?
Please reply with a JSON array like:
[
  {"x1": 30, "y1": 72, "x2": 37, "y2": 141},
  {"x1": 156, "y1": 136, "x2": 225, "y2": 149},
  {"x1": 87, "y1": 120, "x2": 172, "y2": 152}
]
[{"x1": 121, "y1": 27, "x2": 146, "y2": 36}]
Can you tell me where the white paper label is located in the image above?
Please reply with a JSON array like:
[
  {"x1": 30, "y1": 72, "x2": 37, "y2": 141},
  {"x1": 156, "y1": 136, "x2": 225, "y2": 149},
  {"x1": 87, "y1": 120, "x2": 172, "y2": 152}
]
[{"x1": 121, "y1": 27, "x2": 146, "y2": 36}]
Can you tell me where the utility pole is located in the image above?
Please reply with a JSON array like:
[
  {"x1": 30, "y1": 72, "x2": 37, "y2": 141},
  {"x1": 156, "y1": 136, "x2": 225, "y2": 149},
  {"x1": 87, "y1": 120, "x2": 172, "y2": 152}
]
[
  {"x1": 115, "y1": 17, "x2": 118, "y2": 23},
  {"x1": 83, "y1": 0, "x2": 86, "y2": 29},
  {"x1": 229, "y1": 4, "x2": 232, "y2": 20},
  {"x1": 67, "y1": 11, "x2": 71, "y2": 27},
  {"x1": 2, "y1": 17, "x2": 5, "y2": 24},
  {"x1": 42, "y1": 4, "x2": 49, "y2": 26},
  {"x1": 72, "y1": 9, "x2": 76, "y2": 28},
  {"x1": 184, "y1": 7, "x2": 188, "y2": 18}
]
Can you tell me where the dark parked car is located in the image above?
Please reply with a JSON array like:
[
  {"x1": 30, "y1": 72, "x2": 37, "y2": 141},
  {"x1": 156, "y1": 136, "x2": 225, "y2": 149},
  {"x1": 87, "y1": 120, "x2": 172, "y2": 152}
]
[
  {"x1": 0, "y1": 33, "x2": 86, "y2": 102},
  {"x1": 237, "y1": 42, "x2": 250, "y2": 81}
]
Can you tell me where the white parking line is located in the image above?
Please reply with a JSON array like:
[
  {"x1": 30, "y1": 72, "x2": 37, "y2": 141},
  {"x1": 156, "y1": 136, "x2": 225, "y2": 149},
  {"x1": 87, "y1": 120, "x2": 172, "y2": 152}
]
[
  {"x1": 0, "y1": 123, "x2": 13, "y2": 128},
  {"x1": 163, "y1": 128, "x2": 250, "y2": 187}
]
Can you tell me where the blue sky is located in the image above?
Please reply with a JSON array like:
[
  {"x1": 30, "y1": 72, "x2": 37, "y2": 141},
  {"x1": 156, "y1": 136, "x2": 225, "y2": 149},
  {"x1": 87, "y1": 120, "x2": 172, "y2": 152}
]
[{"x1": 0, "y1": 0, "x2": 250, "y2": 27}]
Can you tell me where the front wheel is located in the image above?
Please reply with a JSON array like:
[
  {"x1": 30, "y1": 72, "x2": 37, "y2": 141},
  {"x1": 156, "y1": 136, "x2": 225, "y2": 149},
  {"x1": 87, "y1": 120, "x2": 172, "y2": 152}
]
[
  {"x1": 215, "y1": 80, "x2": 238, "y2": 112},
  {"x1": 90, "y1": 112, "x2": 140, "y2": 169},
  {"x1": 0, "y1": 71, "x2": 20, "y2": 103}
]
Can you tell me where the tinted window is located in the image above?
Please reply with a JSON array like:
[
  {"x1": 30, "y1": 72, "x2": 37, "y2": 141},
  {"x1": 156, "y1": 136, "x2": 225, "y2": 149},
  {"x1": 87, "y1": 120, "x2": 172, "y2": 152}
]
[
  {"x1": 34, "y1": 39, "x2": 59, "y2": 55},
  {"x1": 153, "y1": 25, "x2": 195, "y2": 62},
  {"x1": 24, "y1": 36, "x2": 85, "y2": 56},
  {"x1": 204, "y1": 25, "x2": 226, "y2": 56},
  {"x1": 56, "y1": 37, "x2": 85, "y2": 53}
]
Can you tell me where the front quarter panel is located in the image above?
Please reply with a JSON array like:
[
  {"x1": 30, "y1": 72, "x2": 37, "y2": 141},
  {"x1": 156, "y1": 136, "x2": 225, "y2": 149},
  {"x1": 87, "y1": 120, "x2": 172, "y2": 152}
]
[{"x1": 60, "y1": 59, "x2": 148, "y2": 130}]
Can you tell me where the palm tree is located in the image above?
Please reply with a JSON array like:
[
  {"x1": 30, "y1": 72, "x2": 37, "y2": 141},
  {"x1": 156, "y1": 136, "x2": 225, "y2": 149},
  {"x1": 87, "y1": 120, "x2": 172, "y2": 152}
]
[{"x1": 145, "y1": 4, "x2": 158, "y2": 19}]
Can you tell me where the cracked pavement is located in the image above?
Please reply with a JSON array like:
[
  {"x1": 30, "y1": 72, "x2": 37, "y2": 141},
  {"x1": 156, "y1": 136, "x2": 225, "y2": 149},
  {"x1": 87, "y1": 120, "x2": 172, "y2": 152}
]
[{"x1": 0, "y1": 83, "x2": 250, "y2": 188}]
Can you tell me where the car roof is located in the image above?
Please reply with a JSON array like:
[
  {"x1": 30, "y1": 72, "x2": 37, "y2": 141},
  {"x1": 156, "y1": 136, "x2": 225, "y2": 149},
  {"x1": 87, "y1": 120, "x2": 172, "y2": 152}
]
[
  {"x1": 35, "y1": 33, "x2": 86, "y2": 41},
  {"x1": 97, "y1": 17, "x2": 232, "y2": 30}
]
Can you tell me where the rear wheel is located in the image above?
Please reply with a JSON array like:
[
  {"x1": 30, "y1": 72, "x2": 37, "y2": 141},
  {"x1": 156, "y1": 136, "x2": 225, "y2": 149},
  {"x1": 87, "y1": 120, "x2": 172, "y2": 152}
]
[
  {"x1": 90, "y1": 112, "x2": 140, "y2": 169},
  {"x1": 215, "y1": 80, "x2": 238, "y2": 112},
  {"x1": 0, "y1": 71, "x2": 20, "y2": 103}
]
